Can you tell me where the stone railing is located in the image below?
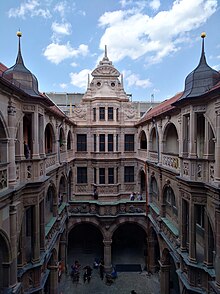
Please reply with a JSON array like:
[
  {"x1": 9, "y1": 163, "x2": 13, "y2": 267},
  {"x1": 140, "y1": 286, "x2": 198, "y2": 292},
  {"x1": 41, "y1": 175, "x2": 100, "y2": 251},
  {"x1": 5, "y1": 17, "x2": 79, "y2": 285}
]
[
  {"x1": 0, "y1": 163, "x2": 8, "y2": 190},
  {"x1": 137, "y1": 149, "x2": 147, "y2": 161},
  {"x1": 148, "y1": 151, "x2": 158, "y2": 162},
  {"x1": 162, "y1": 153, "x2": 179, "y2": 172},
  {"x1": 45, "y1": 153, "x2": 57, "y2": 169},
  {"x1": 68, "y1": 200, "x2": 146, "y2": 217},
  {"x1": 181, "y1": 159, "x2": 215, "y2": 184}
]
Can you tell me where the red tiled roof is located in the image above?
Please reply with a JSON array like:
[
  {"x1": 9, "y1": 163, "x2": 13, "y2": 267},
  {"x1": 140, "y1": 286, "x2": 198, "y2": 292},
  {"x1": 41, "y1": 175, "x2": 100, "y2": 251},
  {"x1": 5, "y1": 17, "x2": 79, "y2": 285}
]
[
  {"x1": 0, "y1": 63, "x2": 8, "y2": 75},
  {"x1": 136, "y1": 92, "x2": 182, "y2": 125}
]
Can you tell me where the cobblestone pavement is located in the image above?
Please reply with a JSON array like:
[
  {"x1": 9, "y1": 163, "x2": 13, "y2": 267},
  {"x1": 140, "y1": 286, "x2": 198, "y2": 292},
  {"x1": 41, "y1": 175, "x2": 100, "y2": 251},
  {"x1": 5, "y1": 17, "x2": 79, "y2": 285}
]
[
  {"x1": 58, "y1": 269, "x2": 160, "y2": 294},
  {"x1": 58, "y1": 251, "x2": 160, "y2": 294}
]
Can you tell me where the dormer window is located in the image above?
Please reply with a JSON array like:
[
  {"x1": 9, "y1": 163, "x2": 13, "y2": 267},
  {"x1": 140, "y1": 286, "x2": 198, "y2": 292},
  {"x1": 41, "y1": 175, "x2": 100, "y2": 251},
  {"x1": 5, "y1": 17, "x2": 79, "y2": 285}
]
[
  {"x1": 111, "y1": 82, "x2": 115, "y2": 87},
  {"x1": 97, "y1": 82, "x2": 101, "y2": 87}
]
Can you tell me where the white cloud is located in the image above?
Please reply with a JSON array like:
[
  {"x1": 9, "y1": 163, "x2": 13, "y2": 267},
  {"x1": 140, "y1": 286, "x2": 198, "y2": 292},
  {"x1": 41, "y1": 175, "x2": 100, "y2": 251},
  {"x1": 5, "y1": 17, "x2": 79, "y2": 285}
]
[
  {"x1": 51, "y1": 22, "x2": 72, "y2": 35},
  {"x1": 70, "y1": 69, "x2": 91, "y2": 89},
  {"x1": 54, "y1": 1, "x2": 67, "y2": 18},
  {"x1": 98, "y1": 0, "x2": 217, "y2": 64},
  {"x1": 125, "y1": 72, "x2": 152, "y2": 88},
  {"x1": 71, "y1": 62, "x2": 78, "y2": 67},
  {"x1": 149, "y1": 0, "x2": 161, "y2": 11},
  {"x1": 8, "y1": 0, "x2": 51, "y2": 18},
  {"x1": 59, "y1": 83, "x2": 68, "y2": 89},
  {"x1": 43, "y1": 42, "x2": 89, "y2": 64}
]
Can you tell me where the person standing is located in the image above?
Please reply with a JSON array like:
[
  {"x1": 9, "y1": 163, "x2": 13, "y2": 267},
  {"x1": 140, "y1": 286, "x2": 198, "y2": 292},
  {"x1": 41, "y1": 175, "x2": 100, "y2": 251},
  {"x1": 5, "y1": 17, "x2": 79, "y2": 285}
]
[{"x1": 99, "y1": 259, "x2": 104, "y2": 280}]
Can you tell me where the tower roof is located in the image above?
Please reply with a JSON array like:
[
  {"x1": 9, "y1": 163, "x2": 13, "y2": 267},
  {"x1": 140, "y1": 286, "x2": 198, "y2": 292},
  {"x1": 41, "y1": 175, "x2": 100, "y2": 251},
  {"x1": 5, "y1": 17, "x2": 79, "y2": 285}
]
[
  {"x1": 2, "y1": 31, "x2": 40, "y2": 97},
  {"x1": 178, "y1": 33, "x2": 220, "y2": 101}
]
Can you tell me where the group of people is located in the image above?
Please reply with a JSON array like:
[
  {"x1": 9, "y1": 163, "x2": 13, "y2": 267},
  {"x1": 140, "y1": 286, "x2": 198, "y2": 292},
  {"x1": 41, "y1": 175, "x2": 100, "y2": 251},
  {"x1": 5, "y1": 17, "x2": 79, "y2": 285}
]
[
  {"x1": 130, "y1": 192, "x2": 143, "y2": 201},
  {"x1": 70, "y1": 258, "x2": 117, "y2": 285}
]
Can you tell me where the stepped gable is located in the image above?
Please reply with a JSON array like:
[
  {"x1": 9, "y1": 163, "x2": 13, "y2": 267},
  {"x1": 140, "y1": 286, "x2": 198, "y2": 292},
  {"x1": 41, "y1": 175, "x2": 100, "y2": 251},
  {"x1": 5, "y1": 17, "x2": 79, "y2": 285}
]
[
  {"x1": 2, "y1": 31, "x2": 41, "y2": 97},
  {"x1": 83, "y1": 45, "x2": 128, "y2": 101},
  {"x1": 177, "y1": 33, "x2": 220, "y2": 102}
]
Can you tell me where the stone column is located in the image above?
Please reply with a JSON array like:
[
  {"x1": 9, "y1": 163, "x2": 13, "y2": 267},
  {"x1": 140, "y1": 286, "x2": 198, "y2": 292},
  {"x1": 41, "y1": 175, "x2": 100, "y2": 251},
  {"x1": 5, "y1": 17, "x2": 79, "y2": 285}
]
[
  {"x1": 32, "y1": 112, "x2": 40, "y2": 159},
  {"x1": 148, "y1": 236, "x2": 157, "y2": 273},
  {"x1": 215, "y1": 109, "x2": 220, "y2": 183},
  {"x1": 40, "y1": 200, "x2": 45, "y2": 251},
  {"x1": 8, "y1": 103, "x2": 17, "y2": 187},
  {"x1": 215, "y1": 208, "x2": 220, "y2": 288},
  {"x1": 204, "y1": 209, "x2": 213, "y2": 267},
  {"x1": 48, "y1": 265, "x2": 58, "y2": 294},
  {"x1": 32, "y1": 203, "x2": 40, "y2": 263},
  {"x1": 203, "y1": 119, "x2": 209, "y2": 159},
  {"x1": 180, "y1": 198, "x2": 187, "y2": 252},
  {"x1": 189, "y1": 202, "x2": 196, "y2": 262},
  {"x1": 39, "y1": 114, "x2": 45, "y2": 157},
  {"x1": 103, "y1": 239, "x2": 112, "y2": 273},
  {"x1": 9, "y1": 204, "x2": 18, "y2": 287},
  {"x1": 189, "y1": 107, "x2": 197, "y2": 158},
  {"x1": 159, "y1": 263, "x2": 170, "y2": 294}
]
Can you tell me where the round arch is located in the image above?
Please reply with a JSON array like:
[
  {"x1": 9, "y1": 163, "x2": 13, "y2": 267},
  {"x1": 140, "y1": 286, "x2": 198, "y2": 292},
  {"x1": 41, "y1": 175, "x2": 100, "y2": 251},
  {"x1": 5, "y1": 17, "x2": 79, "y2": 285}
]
[
  {"x1": 111, "y1": 221, "x2": 147, "y2": 270},
  {"x1": 0, "y1": 229, "x2": 11, "y2": 291},
  {"x1": 139, "y1": 130, "x2": 147, "y2": 150},
  {"x1": 45, "y1": 123, "x2": 56, "y2": 154},
  {"x1": 162, "y1": 122, "x2": 179, "y2": 154}
]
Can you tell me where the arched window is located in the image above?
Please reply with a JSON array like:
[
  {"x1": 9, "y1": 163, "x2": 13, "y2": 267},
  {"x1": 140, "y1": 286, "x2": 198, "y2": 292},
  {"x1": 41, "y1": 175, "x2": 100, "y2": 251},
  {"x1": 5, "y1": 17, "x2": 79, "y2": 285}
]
[
  {"x1": 150, "y1": 176, "x2": 159, "y2": 201},
  {"x1": 67, "y1": 130, "x2": 72, "y2": 150},
  {"x1": 140, "y1": 131, "x2": 147, "y2": 149},
  {"x1": 45, "y1": 124, "x2": 54, "y2": 154},
  {"x1": 164, "y1": 186, "x2": 177, "y2": 215}
]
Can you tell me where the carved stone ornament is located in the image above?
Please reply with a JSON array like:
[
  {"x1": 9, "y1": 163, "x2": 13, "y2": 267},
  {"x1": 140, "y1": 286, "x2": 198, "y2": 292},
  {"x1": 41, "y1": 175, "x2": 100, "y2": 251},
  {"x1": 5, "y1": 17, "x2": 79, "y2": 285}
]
[{"x1": 74, "y1": 105, "x2": 87, "y2": 119}]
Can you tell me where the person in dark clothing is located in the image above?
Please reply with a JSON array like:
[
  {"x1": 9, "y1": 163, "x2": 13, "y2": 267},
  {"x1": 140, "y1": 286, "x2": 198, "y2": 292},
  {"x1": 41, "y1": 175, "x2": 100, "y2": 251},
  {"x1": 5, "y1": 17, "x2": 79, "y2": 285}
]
[
  {"x1": 83, "y1": 265, "x2": 92, "y2": 283},
  {"x1": 99, "y1": 259, "x2": 104, "y2": 280}
]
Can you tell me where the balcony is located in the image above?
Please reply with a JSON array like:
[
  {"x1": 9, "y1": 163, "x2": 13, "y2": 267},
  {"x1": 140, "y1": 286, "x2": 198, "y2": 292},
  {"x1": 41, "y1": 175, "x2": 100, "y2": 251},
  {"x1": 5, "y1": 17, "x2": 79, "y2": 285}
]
[
  {"x1": 162, "y1": 153, "x2": 180, "y2": 173},
  {"x1": 68, "y1": 199, "x2": 146, "y2": 217}
]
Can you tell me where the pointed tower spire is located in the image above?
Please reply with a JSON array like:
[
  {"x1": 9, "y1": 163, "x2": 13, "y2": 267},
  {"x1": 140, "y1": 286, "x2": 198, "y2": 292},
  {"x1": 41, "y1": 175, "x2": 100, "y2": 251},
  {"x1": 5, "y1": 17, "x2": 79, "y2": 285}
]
[
  {"x1": 16, "y1": 30, "x2": 24, "y2": 65},
  {"x1": 200, "y1": 32, "x2": 206, "y2": 63},
  {"x1": 121, "y1": 74, "x2": 124, "y2": 87},
  {"x1": 105, "y1": 45, "x2": 107, "y2": 58}
]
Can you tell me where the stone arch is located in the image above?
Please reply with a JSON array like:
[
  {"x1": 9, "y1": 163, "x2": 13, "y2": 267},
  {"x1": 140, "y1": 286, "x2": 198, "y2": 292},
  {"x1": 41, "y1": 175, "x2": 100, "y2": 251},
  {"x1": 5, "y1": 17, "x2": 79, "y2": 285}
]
[
  {"x1": 67, "y1": 168, "x2": 73, "y2": 201},
  {"x1": 0, "y1": 229, "x2": 11, "y2": 290},
  {"x1": 162, "y1": 122, "x2": 179, "y2": 154},
  {"x1": 149, "y1": 126, "x2": 157, "y2": 152},
  {"x1": 67, "y1": 130, "x2": 72, "y2": 150},
  {"x1": 58, "y1": 173, "x2": 67, "y2": 205},
  {"x1": 109, "y1": 217, "x2": 148, "y2": 236},
  {"x1": 45, "y1": 122, "x2": 56, "y2": 154},
  {"x1": 138, "y1": 167, "x2": 146, "y2": 196},
  {"x1": 162, "y1": 183, "x2": 178, "y2": 218},
  {"x1": 0, "y1": 113, "x2": 8, "y2": 167},
  {"x1": 149, "y1": 174, "x2": 159, "y2": 202},
  {"x1": 68, "y1": 218, "x2": 105, "y2": 239},
  {"x1": 45, "y1": 182, "x2": 57, "y2": 224},
  {"x1": 59, "y1": 127, "x2": 65, "y2": 151},
  {"x1": 139, "y1": 129, "x2": 147, "y2": 150}
]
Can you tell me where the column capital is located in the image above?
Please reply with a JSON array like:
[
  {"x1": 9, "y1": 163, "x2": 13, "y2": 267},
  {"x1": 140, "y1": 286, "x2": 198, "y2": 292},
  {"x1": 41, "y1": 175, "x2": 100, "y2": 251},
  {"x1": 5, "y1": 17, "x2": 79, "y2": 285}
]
[{"x1": 103, "y1": 239, "x2": 112, "y2": 246}]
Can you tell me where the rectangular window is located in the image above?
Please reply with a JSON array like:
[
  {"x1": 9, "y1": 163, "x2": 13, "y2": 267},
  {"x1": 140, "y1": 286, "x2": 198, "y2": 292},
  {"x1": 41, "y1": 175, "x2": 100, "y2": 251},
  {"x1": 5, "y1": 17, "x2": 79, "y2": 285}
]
[
  {"x1": 93, "y1": 108, "x2": 96, "y2": 121},
  {"x1": 77, "y1": 167, "x2": 87, "y2": 184},
  {"x1": 116, "y1": 108, "x2": 119, "y2": 121},
  {"x1": 124, "y1": 134, "x2": 134, "y2": 151},
  {"x1": 124, "y1": 166, "x2": 134, "y2": 182},
  {"x1": 77, "y1": 134, "x2": 87, "y2": 151},
  {"x1": 99, "y1": 134, "x2": 105, "y2": 152},
  {"x1": 99, "y1": 168, "x2": 105, "y2": 184},
  {"x1": 108, "y1": 134, "x2": 114, "y2": 151},
  {"x1": 108, "y1": 107, "x2": 114, "y2": 120},
  {"x1": 99, "y1": 107, "x2": 105, "y2": 120},
  {"x1": 196, "y1": 205, "x2": 204, "y2": 228},
  {"x1": 116, "y1": 134, "x2": 119, "y2": 151},
  {"x1": 94, "y1": 168, "x2": 97, "y2": 184},
  {"x1": 93, "y1": 134, "x2": 96, "y2": 152},
  {"x1": 108, "y1": 168, "x2": 114, "y2": 184}
]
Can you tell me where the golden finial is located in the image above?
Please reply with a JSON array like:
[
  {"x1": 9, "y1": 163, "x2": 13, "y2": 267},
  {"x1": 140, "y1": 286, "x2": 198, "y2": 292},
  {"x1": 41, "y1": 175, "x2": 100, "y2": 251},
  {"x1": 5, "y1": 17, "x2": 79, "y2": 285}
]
[
  {"x1": 17, "y1": 30, "x2": 22, "y2": 38},
  {"x1": 201, "y1": 32, "x2": 206, "y2": 38}
]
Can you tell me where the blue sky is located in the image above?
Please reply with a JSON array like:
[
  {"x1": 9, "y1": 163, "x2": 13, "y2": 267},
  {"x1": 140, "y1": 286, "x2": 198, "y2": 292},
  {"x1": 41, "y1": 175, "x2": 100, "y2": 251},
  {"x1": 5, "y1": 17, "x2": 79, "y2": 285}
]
[{"x1": 1, "y1": 0, "x2": 219, "y2": 102}]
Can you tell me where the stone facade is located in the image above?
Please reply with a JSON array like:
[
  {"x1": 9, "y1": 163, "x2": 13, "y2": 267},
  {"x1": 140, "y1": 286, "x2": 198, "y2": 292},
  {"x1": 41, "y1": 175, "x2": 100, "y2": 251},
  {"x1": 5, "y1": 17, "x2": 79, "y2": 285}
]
[{"x1": 0, "y1": 34, "x2": 220, "y2": 294}]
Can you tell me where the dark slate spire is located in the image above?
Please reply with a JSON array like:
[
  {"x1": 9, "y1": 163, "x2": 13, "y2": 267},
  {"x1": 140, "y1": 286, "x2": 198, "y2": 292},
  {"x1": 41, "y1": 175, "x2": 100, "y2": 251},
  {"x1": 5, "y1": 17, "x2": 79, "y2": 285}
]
[
  {"x1": 2, "y1": 31, "x2": 40, "y2": 97},
  {"x1": 178, "y1": 32, "x2": 220, "y2": 100}
]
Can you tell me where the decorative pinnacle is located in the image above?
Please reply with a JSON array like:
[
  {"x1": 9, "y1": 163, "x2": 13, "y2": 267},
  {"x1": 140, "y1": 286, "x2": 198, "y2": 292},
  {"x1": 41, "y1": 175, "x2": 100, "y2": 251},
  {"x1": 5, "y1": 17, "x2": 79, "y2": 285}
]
[
  {"x1": 201, "y1": 32, "x2": 206, "y2": 38},
  {"x1": 17, "y1": 30, "x2": 22, "y2": 38}
]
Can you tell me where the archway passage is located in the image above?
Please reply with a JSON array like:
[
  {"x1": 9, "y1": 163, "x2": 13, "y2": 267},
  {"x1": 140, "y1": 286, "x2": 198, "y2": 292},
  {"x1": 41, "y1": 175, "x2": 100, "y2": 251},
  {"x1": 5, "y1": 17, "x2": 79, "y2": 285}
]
[
  {"x1": 112, "y1": 223, "x2": 147, "y2": 271},
  {"x1": 68, "y1": 223, "x2": 103, "y2": 269}
]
